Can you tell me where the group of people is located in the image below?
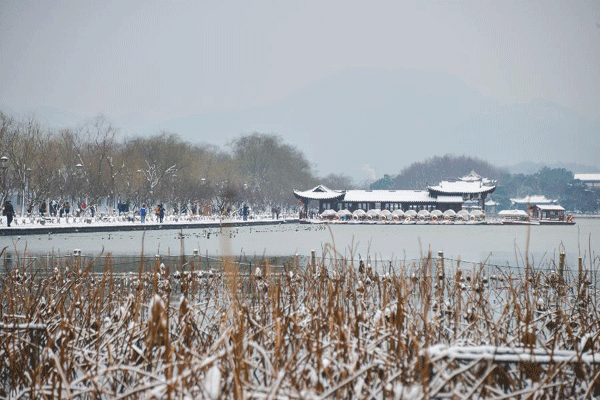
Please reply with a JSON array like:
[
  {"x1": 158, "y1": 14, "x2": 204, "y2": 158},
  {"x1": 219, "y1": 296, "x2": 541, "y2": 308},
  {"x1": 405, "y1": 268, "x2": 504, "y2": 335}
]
[
  {"x1": 139, "y1": 203, "x2": 165, "y2": 223},
  {"x1": 2, "y1": 199, "x2": 257, "y2": 227},
  {"x1": 44, "y1": 200, "x2": 95, "y2": 218}
]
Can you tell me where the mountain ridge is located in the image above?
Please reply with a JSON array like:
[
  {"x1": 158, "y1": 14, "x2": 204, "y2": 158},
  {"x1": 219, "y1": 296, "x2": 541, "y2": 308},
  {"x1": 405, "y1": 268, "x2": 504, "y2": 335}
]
[{"x1": 3, "y1": 68, "x2": 599, "y2": 180}]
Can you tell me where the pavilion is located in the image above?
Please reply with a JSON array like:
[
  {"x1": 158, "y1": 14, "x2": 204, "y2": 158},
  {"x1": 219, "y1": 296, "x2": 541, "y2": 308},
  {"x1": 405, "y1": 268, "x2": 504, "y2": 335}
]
[{"x1": 294, "y1": 171, "x2": 496, "y2": 215}]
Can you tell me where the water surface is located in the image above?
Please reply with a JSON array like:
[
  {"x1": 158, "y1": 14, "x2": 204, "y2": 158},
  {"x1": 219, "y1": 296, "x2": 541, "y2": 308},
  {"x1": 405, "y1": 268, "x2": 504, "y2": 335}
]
[{"x1": 2, "y1": 219, "x2": 599, "y2": 269}]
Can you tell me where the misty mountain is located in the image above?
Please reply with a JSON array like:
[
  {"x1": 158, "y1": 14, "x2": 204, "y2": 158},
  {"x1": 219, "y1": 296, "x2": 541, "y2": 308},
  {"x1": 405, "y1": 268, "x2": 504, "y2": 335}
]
[
  {"x1": 4, "y1": 68, "x2": 599, "y2": 182},
  {"x1": 153, "y1": 69, "x2": 600, "y2": 181},
  {"x1": 505, "y1": 161, "x2": 600, "y2": 175},
  {"x1": 0, "y1": 105, "x2": 83, "y2": 129}
]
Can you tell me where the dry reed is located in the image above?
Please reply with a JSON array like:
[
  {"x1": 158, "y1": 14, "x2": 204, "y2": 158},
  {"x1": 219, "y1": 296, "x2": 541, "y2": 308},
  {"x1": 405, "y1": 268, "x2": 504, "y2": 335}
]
[{"x1": 1, "y1": 245, "x2": 600, "y2": 399}]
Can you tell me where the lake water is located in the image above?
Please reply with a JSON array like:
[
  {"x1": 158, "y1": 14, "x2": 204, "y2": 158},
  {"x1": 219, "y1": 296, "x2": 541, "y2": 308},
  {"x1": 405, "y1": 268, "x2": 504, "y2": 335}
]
[{"x1": 2, "y1": 219, "x2": 599, "y2": 271}]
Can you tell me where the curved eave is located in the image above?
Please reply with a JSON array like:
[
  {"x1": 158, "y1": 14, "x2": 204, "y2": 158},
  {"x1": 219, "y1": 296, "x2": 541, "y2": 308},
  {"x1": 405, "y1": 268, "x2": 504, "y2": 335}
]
[
  {"x1": 428, "y1": 186, "x2": 496, "y2": 196},
  {"x1": 341, "y1": 198, "x2": 438, "y2": 203},
  {"x1": 293, "y1": 190, "x2": 345, "y2": 202}
]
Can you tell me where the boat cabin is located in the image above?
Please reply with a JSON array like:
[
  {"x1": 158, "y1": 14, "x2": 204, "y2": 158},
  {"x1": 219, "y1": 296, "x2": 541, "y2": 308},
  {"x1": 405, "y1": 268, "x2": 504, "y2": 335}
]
[{"x1": 530, "y1": 204, "x2": 567, "y2": 221}]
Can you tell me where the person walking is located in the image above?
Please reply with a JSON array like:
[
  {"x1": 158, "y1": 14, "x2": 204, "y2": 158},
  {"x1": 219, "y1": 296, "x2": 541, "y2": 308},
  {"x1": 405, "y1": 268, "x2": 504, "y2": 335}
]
[
  {"x1": 3, "y1": 200, "x2": 15, "y2": 227},
  {"x1": 158, "y1": 203, "x2": 165, "y2": 223},
  {"x1": 140, "y1": 203, "x2": 147, "y2": 223},
  {"x1": 50, "y1": 200, "x2": 58, "y2": 216},
  {"x1": 39, "y1": 200, "x2": 47, "y2": 216}
]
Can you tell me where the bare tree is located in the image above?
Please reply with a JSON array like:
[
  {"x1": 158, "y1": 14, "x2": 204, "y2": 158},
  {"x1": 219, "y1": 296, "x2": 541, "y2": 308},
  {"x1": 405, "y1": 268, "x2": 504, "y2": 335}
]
[
  {"x1": 229, "y1": 133, "x2": 316, "y2": 207},
  {"x1": 0, "y1": 113, "x2": 319, "y2": 215},
  {"x1": 78, "y1": 115, "x2": 121, "y2": 212},
  {"x1": 214, "y1": 181, "x2": 240, "y2": 215},
  {"x1": 321, "y1": 173, "x2": 355, "y2": 190}
]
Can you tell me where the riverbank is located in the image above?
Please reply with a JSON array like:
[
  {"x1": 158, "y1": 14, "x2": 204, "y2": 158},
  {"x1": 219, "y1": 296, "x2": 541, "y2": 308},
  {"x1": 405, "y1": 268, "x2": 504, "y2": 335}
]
[{"x1": 0, "y1": 214, "x2": 298, "y2": 236}]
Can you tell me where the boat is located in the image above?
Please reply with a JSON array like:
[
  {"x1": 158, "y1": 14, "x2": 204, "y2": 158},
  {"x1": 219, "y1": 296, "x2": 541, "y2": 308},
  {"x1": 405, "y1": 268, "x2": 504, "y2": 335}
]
[
  {"x1": 530, "y1": 204, "x2": 575, "y2": 225},
  {"x1": 497, "y1": 210, "x2": 540, "y2": 225}
]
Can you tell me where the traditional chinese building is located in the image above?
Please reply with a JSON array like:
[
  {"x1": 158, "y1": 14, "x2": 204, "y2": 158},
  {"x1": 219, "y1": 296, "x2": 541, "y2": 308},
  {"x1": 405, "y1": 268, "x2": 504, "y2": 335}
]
[
  {"x1": 574, "y1": 173, "x2": 600, "y2": 189},
  {"x1": 294, "y1": 171, "x2": 496, "y2": 215},
  {"x1": 509, "y1": 195, "x2": 557, "y2": 211}
]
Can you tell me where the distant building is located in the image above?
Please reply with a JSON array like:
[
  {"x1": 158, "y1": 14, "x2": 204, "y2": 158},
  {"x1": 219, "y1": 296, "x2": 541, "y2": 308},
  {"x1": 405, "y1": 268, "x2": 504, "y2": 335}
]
[
  {"x1": 428, "y1": 171, "x2": 495, "y2": 210},
  {"x1": 574, "y1": 173, "x2": 600, "y2": 189},
  {"x1": 510, "y1": 195, "x2": 557, "y2": 211},
  {"x1": 294, "y1": 171, "x2": 496, "y2": 214}
]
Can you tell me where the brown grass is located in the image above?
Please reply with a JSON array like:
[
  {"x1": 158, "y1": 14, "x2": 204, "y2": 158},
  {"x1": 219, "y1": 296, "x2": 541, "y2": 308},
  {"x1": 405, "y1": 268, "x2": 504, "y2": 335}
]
[{"x1": 1, "y1": 246, "x2": 599, "y2": 399}]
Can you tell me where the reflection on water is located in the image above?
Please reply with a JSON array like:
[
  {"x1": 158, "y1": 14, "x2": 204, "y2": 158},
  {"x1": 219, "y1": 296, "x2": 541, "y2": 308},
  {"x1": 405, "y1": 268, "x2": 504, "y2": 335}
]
[
  {"x1": 1, "y1": 219, "x2": 599, "y2": 269},
  {"x1": 0, "y1": 252, "x2": 300, "y2": 276}
]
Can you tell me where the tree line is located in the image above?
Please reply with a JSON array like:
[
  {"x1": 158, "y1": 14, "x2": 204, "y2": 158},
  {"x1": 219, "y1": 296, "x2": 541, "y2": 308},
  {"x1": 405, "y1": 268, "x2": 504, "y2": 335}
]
[
  {"x1": 0, "y1": 112, "x2": 321, "y2": 215},
  {"x1": 3, "y1": 110, "x2": 597, "y2": 216},
  {"x1": 370, "y1": 155, "x2": 600, "y2": 213}
]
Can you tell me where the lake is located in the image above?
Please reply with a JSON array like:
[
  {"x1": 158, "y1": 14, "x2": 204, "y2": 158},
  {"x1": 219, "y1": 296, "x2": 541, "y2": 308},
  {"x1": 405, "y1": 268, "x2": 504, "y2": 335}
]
[{"x1": 2, "y1": 218, "x2": 599, "y2": 272}]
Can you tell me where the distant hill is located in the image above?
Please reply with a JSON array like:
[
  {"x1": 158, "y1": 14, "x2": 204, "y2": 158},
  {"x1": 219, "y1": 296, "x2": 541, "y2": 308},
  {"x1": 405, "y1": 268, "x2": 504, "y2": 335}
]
[
  {"x1": 386, "y1": 154, "x2": 506, "y2": 189},
  {"x1": 149, "y1": 69, "x2": 600, "y2": 181},
  {"x1": 5, "y1": 68, "x2": 600, "y2": 181},
  {"x1": 505, "y1": 161, "x2": 600, "y2": 175}
]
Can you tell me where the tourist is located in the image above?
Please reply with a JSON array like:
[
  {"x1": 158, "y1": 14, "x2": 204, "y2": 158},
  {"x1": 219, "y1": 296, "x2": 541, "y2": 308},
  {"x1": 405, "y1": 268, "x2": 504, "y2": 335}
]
[
  {"x1": 3, "y1": 200, "x2": 15, "y2": 227},
  {"x1": 158, "y1": 204, "x2": 165, "y2": 223},
  {"x1": 50, "y1": 200, "x2": 58, "y2": 216},
  {"x1": 243, "y1": 204, "x2": 249, "y2": 221},
  {"x1": 39, "y1": 200, "x2": 47, "y2": 216},
  {"x1": 140, "y1": 203, "x2": 147, "y2": 223}
]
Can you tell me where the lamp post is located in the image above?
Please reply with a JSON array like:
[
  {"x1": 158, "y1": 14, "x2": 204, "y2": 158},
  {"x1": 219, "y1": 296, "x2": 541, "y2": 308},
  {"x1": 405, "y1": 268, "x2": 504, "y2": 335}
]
[
  {"x1": 1, "y1": 156, "x2": 8, "y2": 204},
  {"x1": 26, "y1": 168, "x2": 31, "y2": 214},
  {"x1": 75, "y1": 163, "x2": 86, "y2": 214},
  {"x1": 22, "y1": 167, "x2": 31, "y2": 216},
  {"x1": 172, "y1": 173, "x2": 177, "y2": 216}
]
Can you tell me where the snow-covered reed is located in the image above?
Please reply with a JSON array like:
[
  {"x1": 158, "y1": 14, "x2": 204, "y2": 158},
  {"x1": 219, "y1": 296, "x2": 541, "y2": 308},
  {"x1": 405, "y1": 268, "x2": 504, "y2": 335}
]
[{"x1": 1, "y1": 247, "x2": 600, "y2": 398}]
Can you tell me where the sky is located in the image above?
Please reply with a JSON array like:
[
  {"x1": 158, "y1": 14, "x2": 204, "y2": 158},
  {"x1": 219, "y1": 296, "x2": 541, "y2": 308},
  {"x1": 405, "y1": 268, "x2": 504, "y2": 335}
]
[{"x1": 1, "y1": 1, "x2": 600, "y2": 180}]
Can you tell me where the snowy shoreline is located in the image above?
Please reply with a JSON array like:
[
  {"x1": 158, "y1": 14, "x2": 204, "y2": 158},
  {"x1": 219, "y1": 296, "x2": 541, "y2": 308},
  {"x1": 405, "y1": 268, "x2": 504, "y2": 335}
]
[{"x1": 0, "y1": 214, "x2": 299, "y2": 236}]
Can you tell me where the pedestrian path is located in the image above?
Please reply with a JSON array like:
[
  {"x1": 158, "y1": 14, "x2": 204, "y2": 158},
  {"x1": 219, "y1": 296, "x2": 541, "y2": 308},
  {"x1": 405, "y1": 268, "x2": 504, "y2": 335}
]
[{"x1": 0, "y1": 213, "x2": 298, "y2": 236}]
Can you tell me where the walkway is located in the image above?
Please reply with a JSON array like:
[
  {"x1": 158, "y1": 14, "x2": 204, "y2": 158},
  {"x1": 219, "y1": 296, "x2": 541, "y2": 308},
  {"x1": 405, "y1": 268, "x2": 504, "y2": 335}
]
[{"x1": 0, "y1": 213, "x2": 298, "y2": 236}]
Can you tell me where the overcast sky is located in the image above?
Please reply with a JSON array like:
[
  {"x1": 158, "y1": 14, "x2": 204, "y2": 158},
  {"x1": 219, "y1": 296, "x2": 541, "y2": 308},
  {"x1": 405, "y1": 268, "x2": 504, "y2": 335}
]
[
  {"x1": 2, "y1": 1, "x2": 599, "y2": 119},
  {"x1": 1, "y1": 1, "x2": 600, "y2": 178}
]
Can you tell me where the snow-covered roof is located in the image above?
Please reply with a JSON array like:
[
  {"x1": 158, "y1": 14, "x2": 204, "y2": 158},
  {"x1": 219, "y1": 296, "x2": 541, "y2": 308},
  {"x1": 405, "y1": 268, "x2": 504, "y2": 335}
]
[
  {"x1": 459, "y1": 171, "x2": 494, "y2": 185},
  {"x1": 574, "y1": 173, "x2": 600, "y2": 182},
  {"x1": 343, "y1": 190, "x2": 436, "y2": 203},
  {"x1": 510, "y1": 195, "x2": 556, "y2": 205},
  {"x1": 460, "y1": 171, "x2": 482, "y2": 182},
  {"x1": 533, "y1": 204, "x2": 565, "y2": 211},
  {"x1": 293, "y1": 185, "x2": 345, "y2": 201},
  {"x1": 498, "y1": 209, "x2": 529, "y2": 217},
  {"x1": 428, "y1": 180, "x2": 496, "y2": 194},
  {"x1": 485, "y1": 200, "x2": 499, "y2": 206},
  {"x1": 296, "y1": 187, "x2": 465, "y2": 204}
]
